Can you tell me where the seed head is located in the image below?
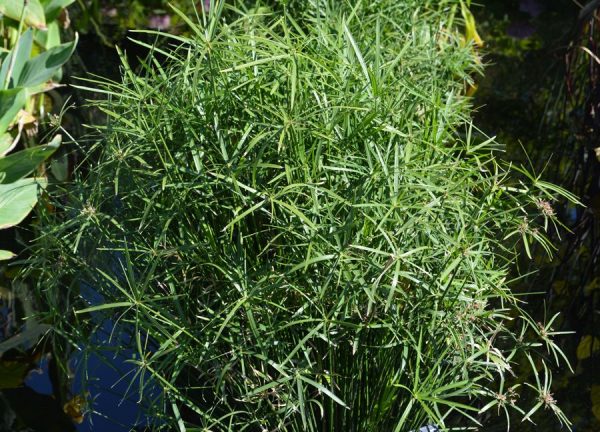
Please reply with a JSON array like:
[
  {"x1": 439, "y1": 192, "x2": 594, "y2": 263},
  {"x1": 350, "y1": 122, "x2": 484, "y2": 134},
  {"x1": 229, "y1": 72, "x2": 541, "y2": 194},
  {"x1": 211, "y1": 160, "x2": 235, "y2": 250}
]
[{"x1": 536, "y1": 199, "x2": 555, "y2": 217}]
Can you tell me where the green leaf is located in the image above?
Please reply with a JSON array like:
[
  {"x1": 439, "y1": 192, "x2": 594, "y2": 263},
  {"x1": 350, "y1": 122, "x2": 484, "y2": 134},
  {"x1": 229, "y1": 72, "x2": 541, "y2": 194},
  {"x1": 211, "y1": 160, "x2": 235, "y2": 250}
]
[
  {"x1": 0, "y1": 249, "x2": 15, "y2": 260},
  {"x1": 12, "y1": 29, "x2": 34, "y2": 84},
  {"x1": 40, "y1": 0, "x2": 75, "y2": 22},
  {"x1": 0, "y1": 134, "x2": 60, "y2": 184},
  {"x1": 0, "y1": 88, "x2": 26, "y2": 136},
  {"x1": 50, "y1": 151, "x2": 68, "y2": 181},
  {"x1": 16, "y1": 34, "x2": 77, "y2": 87},
  {"x1": 0, "y1": 177, "x2": 46, "y2": 229},
  {"x1": 0, "y1": 0, "x2": 47, "y2": 29},
  {"x1": 297, "y1": 375, "x2": 347, "y2": 408},
  {"x1": 0, "y1": 133, "x2": 13, "y2": 156},
  {"x1": 0, "y1": 29, "x2": 34, "y2": 88},
  {"x1": 35, "y1": 20, "x2": 61, "y2": 50}
]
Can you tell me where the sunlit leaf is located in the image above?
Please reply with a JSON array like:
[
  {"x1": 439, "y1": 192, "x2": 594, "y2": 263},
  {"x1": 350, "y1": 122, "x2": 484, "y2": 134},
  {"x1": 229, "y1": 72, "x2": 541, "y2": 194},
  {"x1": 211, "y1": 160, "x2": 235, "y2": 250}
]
[
  {"x1": 0, "y1": 29, "x2": 34, "y2": 88},
  {"x1": 0, "y1": 134, "x2": 60, "y2": 184},
  {"x1": 0, "y1": 133, "x2": 13, "y2": 156},
  {"x1": 460, "y1": 0, "x2": 484, "y2": 48},
  {"x1": 0, "y1": 88, "x2": 26, "y2": 136},
  {"x1": 0, "y1": 0, "x2": 46, "y2": 29},
  {"x1": 0, "y1": 177, "x2": 46, "y2": 229},
  {"x1": 16, "y1": 35, "x2": 78, "y2": 87},
  {"x1": 0, "y1": 249, "x2": 15, "y2": 260}
]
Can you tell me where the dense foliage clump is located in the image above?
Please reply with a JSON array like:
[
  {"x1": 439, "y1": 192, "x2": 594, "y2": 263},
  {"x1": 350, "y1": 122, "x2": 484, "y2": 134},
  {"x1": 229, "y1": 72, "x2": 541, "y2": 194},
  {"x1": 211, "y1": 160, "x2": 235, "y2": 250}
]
[{"x1": 30, "y1": 1, "x2": 576, "y2": 430}]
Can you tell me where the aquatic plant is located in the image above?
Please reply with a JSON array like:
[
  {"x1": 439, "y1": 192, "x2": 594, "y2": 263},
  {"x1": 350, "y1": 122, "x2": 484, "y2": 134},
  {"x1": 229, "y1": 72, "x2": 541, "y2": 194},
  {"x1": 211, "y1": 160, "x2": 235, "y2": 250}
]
[
  {"x1": 0, "y1": 0, "x2": 76, "y2": 260},
  {"x1": 0, "y1": 1, "x2": 78, "y2": 429},
  {"x1": 29, "y1": 1, "x2": 576, "y2": 430}
]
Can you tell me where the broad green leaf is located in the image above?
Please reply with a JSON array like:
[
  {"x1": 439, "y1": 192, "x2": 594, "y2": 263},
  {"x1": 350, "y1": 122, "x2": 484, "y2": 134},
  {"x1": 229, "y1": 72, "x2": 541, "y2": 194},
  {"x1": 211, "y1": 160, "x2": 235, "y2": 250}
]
[
  {"x1": 0, "y1": 50, "x2": 8, "y2": 81},
  {"x1": 0, "y1": 134, "x2": 60, "y2": 184},
  {"x1": 22, "y1": 81, "x2": 61, "y2": 96},
  {"x1": 0, "y1": 51, "x2": 10, "y2": 87},
  {"x1": 40, "y1": 0, "x2": 75, "y2": 22},
  {"x1": 0, "y1": 30, "x2": 34, "y2": 88},
  {"x1": 11, "y1": 29, "x2": 34, "y2": 85},
  {"x1": 0, "y1": 177, "x2": 46, "y2": 229},
  {"x1": 0, "y1": 88, "x2": 26, "y2": 136},
  {"x1": 35, "y1": 21, "x2": 61, "y2": 50},
  {"x1": 0, "y1": 249, "x2": 15, "y2": 260},
  {"x1": 16, "y1": 34, "x2": 77, "y2": 87},
  {"x1": 0, "y1": 133, "x2": 13, "y2": 156},
  {"x1": 0, "y1": 0, "x2": 47, "y2": 29},
  {"x1": 50, "y1": 151, "x2": 68, "y2": 181}
]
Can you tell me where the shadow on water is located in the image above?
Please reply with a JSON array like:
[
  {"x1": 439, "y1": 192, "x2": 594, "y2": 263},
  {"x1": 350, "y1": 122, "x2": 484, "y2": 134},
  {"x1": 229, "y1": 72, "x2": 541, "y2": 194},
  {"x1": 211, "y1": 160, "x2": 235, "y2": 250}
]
[
  {"x1": 67, "y1": 252, "x2": 164, "y2": 432},
  {"x1": 1, "y1": 255, "x2": 162, "y2": 432}
]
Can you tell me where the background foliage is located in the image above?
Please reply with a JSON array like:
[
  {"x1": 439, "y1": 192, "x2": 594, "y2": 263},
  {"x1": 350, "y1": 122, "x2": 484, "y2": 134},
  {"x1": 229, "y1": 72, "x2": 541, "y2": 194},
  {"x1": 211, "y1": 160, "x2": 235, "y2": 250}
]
[
  {"x1": 0, "y1": 0, "x2": 77, "y2": 430},
  {"x1": 473, "y1": 1, "x2": 600, "y2": 430}
]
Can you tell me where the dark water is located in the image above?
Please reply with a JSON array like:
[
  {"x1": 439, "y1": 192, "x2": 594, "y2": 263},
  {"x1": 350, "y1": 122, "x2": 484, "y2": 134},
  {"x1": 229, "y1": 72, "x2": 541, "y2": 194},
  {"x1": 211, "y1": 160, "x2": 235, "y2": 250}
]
[
  {"x1": 474, "y1": 1, "x2": 600, "y2": 431},
  {"x1": 16, "y1": 292, "x2": 159, "y2": 432}
]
